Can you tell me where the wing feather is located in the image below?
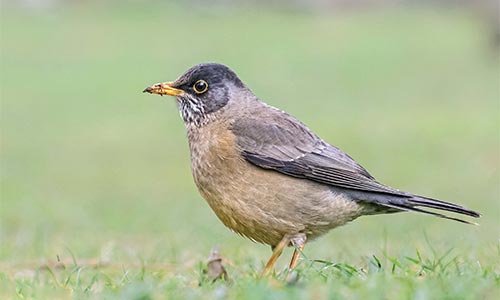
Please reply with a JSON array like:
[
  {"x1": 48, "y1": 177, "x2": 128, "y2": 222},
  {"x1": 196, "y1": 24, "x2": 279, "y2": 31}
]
[{"x1": 230, "y1": 109, "x2": 479, "y2": 222}]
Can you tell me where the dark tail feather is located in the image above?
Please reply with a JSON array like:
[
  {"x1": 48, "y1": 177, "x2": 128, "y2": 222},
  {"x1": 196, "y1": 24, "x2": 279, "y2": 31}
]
[
  {"x1": 408, "y1": 196, "x2": 480, "y2": 218},
  {"x1": 381, "y1": 202, "x2": 479, "y2": 225},
  {"x1": 382, "y1": 195, "x2": 480, "y2": 225},
  {"x1": 349, "y1": 189, "x2": 480, "y2": 224}
]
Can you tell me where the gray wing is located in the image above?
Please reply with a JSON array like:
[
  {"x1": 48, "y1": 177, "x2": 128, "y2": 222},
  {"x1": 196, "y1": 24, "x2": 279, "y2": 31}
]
[
  {"x1": 231, "y1": 111, "x2": 480, "y2": 223},
  {"x1": 231, "y1": 113, "x2": 410, "y2": 198}
]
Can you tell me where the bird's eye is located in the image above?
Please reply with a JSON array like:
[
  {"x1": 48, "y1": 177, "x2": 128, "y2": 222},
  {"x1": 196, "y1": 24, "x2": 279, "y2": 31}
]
[{"x1": 193, "y1": 80, "x2": 208, "y2": 94}]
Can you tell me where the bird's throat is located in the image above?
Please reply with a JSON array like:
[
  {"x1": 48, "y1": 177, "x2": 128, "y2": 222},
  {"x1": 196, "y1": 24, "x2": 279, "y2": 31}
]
[{"x1": 178, "y1": 97, "x2": 208, "y2": 127}]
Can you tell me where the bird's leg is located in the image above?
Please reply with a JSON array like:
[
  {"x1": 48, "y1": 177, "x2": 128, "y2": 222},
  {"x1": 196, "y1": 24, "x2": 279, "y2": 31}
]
[
  {"x1": 288, "y1": 245, "x2": 305, "y2": 270},
  {"x1": 261, "y1": 235, "x2": 290, "y2": 276},
  {"x1": 288, "y1": 233, "x2": 307, "y2": 271}
]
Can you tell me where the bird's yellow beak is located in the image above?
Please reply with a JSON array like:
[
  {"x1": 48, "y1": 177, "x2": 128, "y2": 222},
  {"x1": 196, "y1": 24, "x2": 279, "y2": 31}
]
[{"x1": 143, "y1": 82, "x2": 185, "y2": 96}]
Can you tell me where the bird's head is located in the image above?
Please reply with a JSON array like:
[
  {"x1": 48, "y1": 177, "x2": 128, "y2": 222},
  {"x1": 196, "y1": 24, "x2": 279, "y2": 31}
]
[{"x1": 143, "y1": 63, "x2": 248, "y2": 126}]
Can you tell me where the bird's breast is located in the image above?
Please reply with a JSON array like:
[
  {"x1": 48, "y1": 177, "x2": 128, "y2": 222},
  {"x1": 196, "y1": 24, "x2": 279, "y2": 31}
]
[
  {"x1": 186, "y1": 122, "x2": 275, "y2": 241},
  {"x1": 186, "y1": 122, "x2": 244, "y2": 186}
]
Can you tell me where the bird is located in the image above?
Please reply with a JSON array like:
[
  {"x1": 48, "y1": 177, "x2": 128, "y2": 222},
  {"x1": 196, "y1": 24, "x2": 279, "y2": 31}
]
[{"x1": 143, "y1": 63, "x2": 480, "y2": 275}]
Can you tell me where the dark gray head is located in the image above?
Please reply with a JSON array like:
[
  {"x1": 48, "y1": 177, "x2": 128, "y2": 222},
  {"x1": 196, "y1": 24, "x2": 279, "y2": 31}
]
[{"x1": 143, "y1": 63, "x2": 247, "y2": 126}]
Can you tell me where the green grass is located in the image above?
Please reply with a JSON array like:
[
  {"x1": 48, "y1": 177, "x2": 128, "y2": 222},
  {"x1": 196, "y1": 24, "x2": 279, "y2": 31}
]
[{"x1": 1, "y1": 2, "x2": 499, "y2": 299}]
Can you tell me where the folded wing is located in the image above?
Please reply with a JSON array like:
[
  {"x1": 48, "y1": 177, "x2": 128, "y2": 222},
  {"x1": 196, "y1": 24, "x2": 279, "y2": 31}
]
[{"x1": 231, "y1": 111, "x2": 480, "y2": 223}]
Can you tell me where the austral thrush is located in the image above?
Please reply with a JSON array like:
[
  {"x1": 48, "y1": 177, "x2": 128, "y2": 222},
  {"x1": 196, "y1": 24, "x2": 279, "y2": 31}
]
[{"x1": 143, "y1": 63, "x2": 480, "y2": 275}]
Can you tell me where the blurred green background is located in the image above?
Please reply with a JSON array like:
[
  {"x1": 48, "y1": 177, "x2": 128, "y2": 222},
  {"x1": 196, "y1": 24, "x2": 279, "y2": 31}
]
[{"x1": 1, "y1": 0, "x2": 499, "y2": 299}]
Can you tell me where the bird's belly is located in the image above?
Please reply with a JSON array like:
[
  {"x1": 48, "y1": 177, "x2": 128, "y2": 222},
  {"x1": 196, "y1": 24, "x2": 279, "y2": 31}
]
[
  {"x1": 193, "y1": 159, "x2": 364, "y2": 245},
  {"x1": 187, "y1": 124, "x2": 363, "y2": 246}
]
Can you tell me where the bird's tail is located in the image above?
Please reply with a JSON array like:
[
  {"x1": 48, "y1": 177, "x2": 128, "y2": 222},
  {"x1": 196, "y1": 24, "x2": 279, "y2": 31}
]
[{"x1": 380, "y1": 195, "x2": 481, "y2": 225}]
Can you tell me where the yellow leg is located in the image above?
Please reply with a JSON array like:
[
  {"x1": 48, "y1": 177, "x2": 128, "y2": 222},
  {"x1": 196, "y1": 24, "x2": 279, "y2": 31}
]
[
  {"x1": 261, "y1": 235, "x2": 289, "y2": 276},
  {"x1": 288, "y1": 244, "x2": 305, "y2": 270}
]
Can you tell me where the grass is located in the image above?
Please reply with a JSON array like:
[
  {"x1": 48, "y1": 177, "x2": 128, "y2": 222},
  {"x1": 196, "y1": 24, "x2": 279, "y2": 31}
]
[{"x1": 1, "y1": 2, "x2": 499, "y2": 299}]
